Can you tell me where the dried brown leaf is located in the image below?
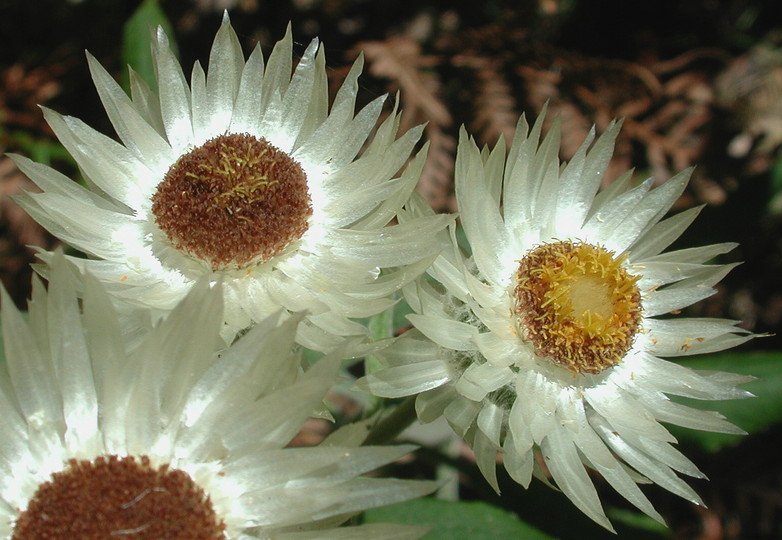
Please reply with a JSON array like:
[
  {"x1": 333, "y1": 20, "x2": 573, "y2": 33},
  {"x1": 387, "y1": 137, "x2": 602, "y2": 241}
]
[
  {"x1": 469, "y1": 59, "x2": 518, "y2": 146},
  {"x1": 0, "y1": 156, "x2": 58, "y2": 308}
]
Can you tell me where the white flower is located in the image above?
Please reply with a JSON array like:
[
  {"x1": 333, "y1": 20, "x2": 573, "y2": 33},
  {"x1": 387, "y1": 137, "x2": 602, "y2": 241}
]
[
  {"x1": 360, "y1": 111, "x2": 754, "y2": 530},
  {"x1": 13, "y1": 14, "x2": 451, "y2": 351},
  {"x1": 0, "y1": 252, "x2": 435, "y2": 538}
]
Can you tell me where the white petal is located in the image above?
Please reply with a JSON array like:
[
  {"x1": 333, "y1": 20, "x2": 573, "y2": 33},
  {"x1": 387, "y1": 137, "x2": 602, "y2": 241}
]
[
  {"x1": 327, "y1": 214, "x2": 452, "y2": 267},
  {"x1": 630, "y1": 205, "x2": 703, "y2": 261},
  {"x1": 230, "y1": 45, "x2": 266, "y2": 134},
  {"x1": 128, "y1": 67, "x2": 166, "y2": 135},
  {"x1": 643, "y1": 286, "x2": 718, "y2": 317},
  {"x1": 190, "y1": 60, "x2": 208, "y2": 142},
  {"x1": 43, "y1": 108, "x2": 149, "y2": 209},
  {"x1": 10, "y1": 153, "x2": 120, "y2": 212},
  {"x1": 88, "y1": 54, "x2": 173, "y2": 168},
  {"x1": 641, "y1": 393, "x2": 746, "y2": 434},
  {"x1": 18, "y1": 193, "x2": 138, "y2": 260},
  {"x1": 280, "y1": 38, "x2": 320, "y2": 148},
  {"x1": 152, "y1": 26, "x2": 193, "y2": 152},
  {"x1": 569, "y1": 396, "x2": 664, "y2": 523},
  {"x1": 516, "y1": 369, "x2": 559, "y2": 443},
  {"x1": 455, "y1": 362, "x2": 514, "y2": 401},
  {"x1": 0, "y1": 285, "x2": 63, "y2": 437},
  {"x1": 46, "y1": 255, "x2": 99, "y2": 454},
  {"x1": 443, "y1": 397, "x2": 481, "y2": 436},
  {"x1": 541, "y1": 427, "x2": 613, "y2": 531},
  {"x1": 416, "y1": 386, "x2": 458, "y2": 424},
  {"x1": 407, "y1": 314, "x2": 477, "y2": 351},
  {"x1": 360, "y1": 361, "x2": 452, "y2": 398},
  {"x1": 206, "y1": 13, "x2": 244, "y2": 134},
  {"x1": 582, "y1": 177, "x2": 652, "y2": 248},
  {"x1": 644, "y1": 318, "x2": 752, "y2": 358},
  {"x1": 592, "y1": 415, "x2": 704, "y2": 506},
  {"x1": 476, "y1": 400, "x2": 504, "y2": 447},
  {"x1": 646, "y1": 242, "x2": 736, "y2": 264},
  {"x1": 605, "y1": 169, "x2": 691, "y2": 254},
  {"x1": 502, "y1": 433, "x2": 534, "y2": 488},
  {"x1": 455, "y1": 129, "x2": 510, "y2": 286},
  {"x1": 473, "y1": 425, "x2": 500, "y2": 493},
  {"x1": 502, "y1": 111, "x2": 544, "y2": 226}
]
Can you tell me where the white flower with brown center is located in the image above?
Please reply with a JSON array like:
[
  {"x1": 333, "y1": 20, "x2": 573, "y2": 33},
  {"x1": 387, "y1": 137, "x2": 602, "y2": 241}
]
[
  {"x1": 12, "y1": 14, "x2": 451, "y2": 351},
  {"x1": 359, "y1": 111, "x2": 754, "y2": 530},
  {"x1": 0, "y1": 253, "x2": 434, "y2": 539}
]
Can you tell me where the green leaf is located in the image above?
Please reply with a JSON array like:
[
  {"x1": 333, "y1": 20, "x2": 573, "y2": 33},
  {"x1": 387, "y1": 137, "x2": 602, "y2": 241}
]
[
  {"x1": 0, "y1": 317, "x2": 4, "y2": 367},
  {"x1": 670, "y1": 351, "x2": 782, "y2": 452},
  {"x1": 363, "y1": 498, "x2": 553, "y2": 540},
  {"x1": 365, "y1": 304, "x2": 395, "y2": 376},
  {"x1": 392, "y1": 297, "x2": 414, "y2": 331},
  {"x1": 4, "y1": 130, "x2": 72, "y2": 168},
  {"x1": 122, "y1": 0, "x2": 176, "y2": 92},
  {"x1": 454, "y1": 224, "x2": 472, "y2": 257},
  {"x1": 606, "y1": 507, "x2": 668, "y2": 536}
]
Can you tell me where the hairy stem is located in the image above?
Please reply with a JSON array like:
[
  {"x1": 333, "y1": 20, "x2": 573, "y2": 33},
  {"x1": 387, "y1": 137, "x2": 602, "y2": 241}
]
[{"x1": 363, "y1": 396, "x2": 418, "y2": 446}]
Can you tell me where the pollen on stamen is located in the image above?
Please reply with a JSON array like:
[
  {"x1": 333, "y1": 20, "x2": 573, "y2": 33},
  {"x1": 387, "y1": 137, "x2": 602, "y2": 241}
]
[
  {"x1": 152, "y1": 133, "x2": 312, "y2": 270},
  {"x1": 12, "y1": 455, "x2": 226, "y2": 539},
  {"x1": 513, "y1": 240, "x2": 643, "y2": 374}
]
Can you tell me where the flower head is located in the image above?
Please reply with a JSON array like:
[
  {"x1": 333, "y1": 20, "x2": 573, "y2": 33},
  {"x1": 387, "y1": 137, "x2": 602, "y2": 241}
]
[
  {"x1": 13, "y1": 14, "x2": 450, "y2": 351},
  {"x1": 360, "y1": 111, "x2": 754, "y2": 530},
  {"x1": 0, "y1": 252, "x2": 434, "y2": 538}
]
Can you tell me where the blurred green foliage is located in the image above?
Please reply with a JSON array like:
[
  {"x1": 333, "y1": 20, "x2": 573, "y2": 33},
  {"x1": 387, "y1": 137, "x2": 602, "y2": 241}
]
[
  {"x1": 363, "y1": 498, "x2": 553, "y2": 539},
  {"x1": 672, "y1": 351, "x2": 782, "y2": 453},
  {"x1": 121, "y1": 0, "x2": 176, "y2": 93}
]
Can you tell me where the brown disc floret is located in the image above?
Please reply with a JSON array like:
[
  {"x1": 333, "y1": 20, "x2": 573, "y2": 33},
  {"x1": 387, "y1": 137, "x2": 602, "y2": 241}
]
[
  {"x1": 152, "y1": 133, "x2": 312, "y2": 270},
  {"x1": 13, "y1": 455, "x2": 226, "y2": 539}
]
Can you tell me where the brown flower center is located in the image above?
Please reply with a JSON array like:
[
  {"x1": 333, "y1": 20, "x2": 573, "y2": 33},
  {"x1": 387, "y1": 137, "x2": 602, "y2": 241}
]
[
  {"x1": 513, "y1": 240, "x2": 643, "y2": 374},
  {"x1": 13, "y1": 455, "x2": 226, "y2": 539},
  {"x1": 152, "y1": 133, "x2": 312, "y2": 270}
]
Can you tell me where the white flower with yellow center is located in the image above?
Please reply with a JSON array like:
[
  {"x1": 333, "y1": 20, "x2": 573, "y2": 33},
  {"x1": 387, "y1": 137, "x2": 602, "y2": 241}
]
[
  {"x1": 12, "y1": 14, "x2": 451, "y2": 351},
  {"x1": 0, "y1": 253, "x2": 435, "y2": 539},
  {"x1": 360, "y1": 112, "x2": 754, "y2": 530}
]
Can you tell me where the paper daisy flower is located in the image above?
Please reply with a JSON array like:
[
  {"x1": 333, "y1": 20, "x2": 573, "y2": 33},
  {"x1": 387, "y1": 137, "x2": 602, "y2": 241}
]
[
  {"x1": 360, "y1": 112, "x2": 754, "y2": 530},
  {"x1": 0, "y1": 253, "x2": 435, "y2": 538},
  {"x1": 12, "y1": 14, "x2": 450, "y2": 351}
]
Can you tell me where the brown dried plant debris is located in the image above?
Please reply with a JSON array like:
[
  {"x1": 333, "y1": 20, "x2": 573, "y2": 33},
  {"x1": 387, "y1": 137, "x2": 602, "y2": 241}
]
[
  {"x1": 716, "y1": 46, "x2": 782, "y2": 156},
  {"x1": 517, "y1": 47, "x2": 720, "y2": 187},
  {"x1": 0, "y1": 156, "x2": 58, "y2": 308},
  {"x1": 0, "y1": 63, "x2": 63, "y2": 307},
  {"x1": 457, "y1": 20, "x2": 776, "y2": 191},
  {"x1": 354, "y1": 17, "x2": 782, "y2": 230},
  {"x1": 451, "y1": 55, "x2": 519, "y2": 147},
  {"x1": 353, "y1": 19, "x2": 749, "y2": 215},
  {"x1": 1, "y1": 63, "x2": 61, "y2": 134}
]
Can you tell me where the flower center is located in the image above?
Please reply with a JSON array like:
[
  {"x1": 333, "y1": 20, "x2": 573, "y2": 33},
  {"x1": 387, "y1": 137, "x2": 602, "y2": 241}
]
[
  {"x1": 13, "y1": 455, "x2": 225, "y2": 539},
  {"x1": 152, "y1": 133, "x2": 312, "y2": 270},
  {"x1": 513, "y1": 240, "x2": 642, "y2": 374}
]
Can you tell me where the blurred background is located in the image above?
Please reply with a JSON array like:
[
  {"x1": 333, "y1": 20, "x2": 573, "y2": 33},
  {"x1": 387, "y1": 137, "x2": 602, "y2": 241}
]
[{"x1": 1, "y1": 1, "x2": 781, "y2": 538}]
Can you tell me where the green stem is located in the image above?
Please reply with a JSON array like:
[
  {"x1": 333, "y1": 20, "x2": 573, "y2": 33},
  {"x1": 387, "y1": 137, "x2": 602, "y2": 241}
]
[
  {"x1": 362, "y1": 303, "x2": 396, "y2": 419},
  {"x1": 363, "y1": 395, "x2": 418, "y2": 446},
  {"x1": 365, "y1": 304, "x2": 395, "y2": 376}
]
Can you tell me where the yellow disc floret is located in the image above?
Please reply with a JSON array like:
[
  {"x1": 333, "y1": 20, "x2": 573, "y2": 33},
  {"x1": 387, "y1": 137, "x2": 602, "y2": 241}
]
[{"x1": 513, "y1": 240, "x2": 642, "y2": 374}]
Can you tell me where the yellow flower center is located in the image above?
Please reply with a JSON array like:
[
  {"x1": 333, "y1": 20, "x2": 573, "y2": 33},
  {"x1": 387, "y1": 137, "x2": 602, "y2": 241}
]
[
  {"x1": 513, "y1": 240, "x2": 642, "y2": 374},
  {"x1": 152, "y1": 133, "x2": 312, "y2": 270},
  {"x1": 13, "y1": 455, "x2": 225, "y2": 539}
]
